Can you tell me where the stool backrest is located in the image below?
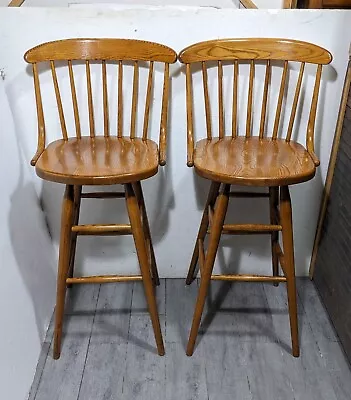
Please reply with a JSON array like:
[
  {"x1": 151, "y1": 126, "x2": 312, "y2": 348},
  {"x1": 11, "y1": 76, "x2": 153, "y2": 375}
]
[
  {"x1": 25, "y1": 38, "x2": 177, "y2": 166},
  {"x1": 178, "y1": 38, "x2": 332, "y2": 167}
]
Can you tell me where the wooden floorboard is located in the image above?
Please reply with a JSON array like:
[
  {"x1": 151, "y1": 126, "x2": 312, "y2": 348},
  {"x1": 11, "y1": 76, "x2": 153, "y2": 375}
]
[
  {"x1": 32, "y1": 278, "x2": 351, "y2": 400},
  {"x1": 34, "y1": 285, "x2": 100, "y2": 400}
]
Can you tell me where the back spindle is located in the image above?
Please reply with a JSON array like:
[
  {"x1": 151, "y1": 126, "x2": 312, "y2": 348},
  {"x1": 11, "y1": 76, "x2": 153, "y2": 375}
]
[
  {"x1": 259, "y1": 59, "x2": 271, "y2": 138},
  {"x1": 86, "y1": 60, "x2": 95, "y2": 138},
  {"x1": 143, "y1": 61, "x2": 154, "y2": 141},
  {"x1": 117, "y1": 60, "x2": 123, "y2": 138},
  {"x1": 272, "y1": 60, "x2": 288, "y2": 140},
  {"x1": 232, "y1": 60, "x2": 239, "y2": 138},
  {"x1": 286, "y1": 62, "x2": 305, "y2": 142},
  {"x1": 50, "y1": 60, "x2": 68, "y2": 140},
  {"x1": 202, "y1": 61, "x2": 212, "y2": 140},
  {"x1": 246, "y1": 60, "x2": 255, "y2": 138},
  {"x1": 186, "y1": 63, "x2": 194, "y2": 166},
  {"x1": 130, "y1": 60, "x2": 139, "y2": 139},
  {"x1": 102, "y1": 60, "x2": 109, "y2": 137},
  {"x1": 159, "y1": 62, "x2": 170, "y2": 165},
  {"x1": 218, "y1": 61, "x2": 224, "y2": 139},
  {"x1": 68, "y1": 60, "x2": 81, "y2": 139}
]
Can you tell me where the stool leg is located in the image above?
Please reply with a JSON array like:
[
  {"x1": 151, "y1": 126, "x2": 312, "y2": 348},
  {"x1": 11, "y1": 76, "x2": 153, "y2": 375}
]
[
  {"x1": 67, "y1": 185, "x2": 82, "y2": 289},
  {"x1": 53, "y1": 185, "x2": 75, "y2": 359},
  {"x1": 133, "y1": 182, "x2": 160, "y2": 286},
  {"x1": 186, "y1": 181, "x2": 221, "y2": 285},
  {"x1": 125, "y1": 183, "x2": 165, "y2": 356},
  {"x1": 269, "y1": 187, "x2": 279, "y2": 287},
  {"x1": 186, "y1": 184, "x2": 230, "y2": 356},
  {"x1": 280, "y1": 186, "x2": 300, "y2": 358}
]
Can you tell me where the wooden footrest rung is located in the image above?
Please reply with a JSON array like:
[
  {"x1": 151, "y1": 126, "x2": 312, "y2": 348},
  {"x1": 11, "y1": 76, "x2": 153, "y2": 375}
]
[
  {"x1": 207, "y1": 223, "x2": 282, "y2": 235},
  {"x1": 72, "y1": 224, "x2": 132, "y2": 235},
  {"x1": 81, "y1": 192, "x2": 125, "y2": 199},
  {"x1": 229, "y1": 191, "x2": 270, "y2": 198},
  {"x1": 66, "y1": 275, "x2": 143, "y2": 284},
  {"x1": 210, "y1": 274, "x2": 287, "y2": 282}
]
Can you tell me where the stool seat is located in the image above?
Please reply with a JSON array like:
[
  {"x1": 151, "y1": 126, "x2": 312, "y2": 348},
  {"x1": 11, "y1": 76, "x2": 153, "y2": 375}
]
[
  {"x1": 194, "y1": 137, "x2": 316, "y2": 187},
  {"x1": 36, "y1": 136, "x2": 159, "y2": 185}
]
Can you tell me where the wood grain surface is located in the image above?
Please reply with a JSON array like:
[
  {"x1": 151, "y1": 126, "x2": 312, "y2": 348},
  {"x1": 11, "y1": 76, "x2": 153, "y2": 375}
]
[
  {"x1": 194, "y1": 137, "x2": 316, "y2": 186},
  {"x1": 35, "y1": 137, "x2": 159, "y2": 185}
]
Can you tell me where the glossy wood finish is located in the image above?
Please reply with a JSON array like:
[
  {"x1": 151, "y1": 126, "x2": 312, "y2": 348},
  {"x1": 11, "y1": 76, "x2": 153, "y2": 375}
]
[
  {"x1": 269, "y1": 187, "x2": 280, "y2": 286},
  {"x1": 25, "y1": 39, "x2": 175, "y2": 359},
  {"x1": 280, "y1": 186, "x2": 299, "y2": 357},
  {"x1": 180, "y1": 39, "x2": 331, "y2": 168},
  {"x1": 35, "y1": 137, "x2": 159, "y2": 185},
  {"x1": 25, "y1": 38, "x2": 177, "y2": 63},
  {"x1": 179, "y1": 38, "x2": 332, "y2": 64},
  {"x1": 67, "y1": 185, "x2": 82, "y2": 288},
  {"x1": 194, "y1": 137, "x2": 316, "y2": 186},
  {"x1": 133, "y1": 181, "x2": 160, "y2": 286},
  {"x1": 53, "y1": 185, "x2": 74, "y2": 359},
  {"x1": 187, "y1": 185, "x2": 230, "y2": 356},
  {"x1": 125, "y1": 183, "x2": 165, "y2": 356},
  {"x1": 182, "y1": 39, "x2": 331, "y2": 359},
  {"x1": 186, "y1": 181, "x2": 221, "y2": 285},
  {"x1": 25, "y1": 38, "x2": 177, "y2": 169}
]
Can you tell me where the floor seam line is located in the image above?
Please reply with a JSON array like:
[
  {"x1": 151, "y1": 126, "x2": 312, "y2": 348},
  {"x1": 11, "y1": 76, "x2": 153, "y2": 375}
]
[
  {"x1": 76, "y1": 284, "x2": 101, "y2": 400},
  {"x1": 121, "y1": 280, "x2": 134, "y2": 396}
]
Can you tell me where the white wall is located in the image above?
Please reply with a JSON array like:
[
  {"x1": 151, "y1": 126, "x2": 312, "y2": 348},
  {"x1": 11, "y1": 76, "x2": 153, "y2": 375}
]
[{"x1": 0, "y1": 77, "x2": 56, "y2": 398}]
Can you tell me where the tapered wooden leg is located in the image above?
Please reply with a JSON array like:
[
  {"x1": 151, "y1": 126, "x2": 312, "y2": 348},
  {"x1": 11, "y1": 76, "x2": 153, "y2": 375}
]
[
  {"x1": 186, "y1": 181, "x2": 221, "y2": 285},
  {"x1": 67, "y1": 185, "x2": 82, "y2": 289},
  {"x1": 53, "y1": 185, "x2": 75, "y2": 360},
  {"x1": 269, "y1": 187, "x2": 279, "y2": 287},
  {"x1": 133, "y1": 182, "x2": 160, "y2": 286},
  {"x1": 280, "y1": 186, "x2": 299, "y2": 358},
  {"x1": 125, "y1": 183, "x2": 165, "y2": 356},
  {"x1": 186, "y1": 184, "x2": 230, "y2": 356}
]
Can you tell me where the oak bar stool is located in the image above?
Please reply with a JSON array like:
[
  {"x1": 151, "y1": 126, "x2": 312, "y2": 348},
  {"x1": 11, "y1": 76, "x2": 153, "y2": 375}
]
[
  {"x1": 24, "y1": 39, "x2": 177, "y2": 358},
  {"x1": 179, "y1": 38, "x2": 332, "y2": 357}
]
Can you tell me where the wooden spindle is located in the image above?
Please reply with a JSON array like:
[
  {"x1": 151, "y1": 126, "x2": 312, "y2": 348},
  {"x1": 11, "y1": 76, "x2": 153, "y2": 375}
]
[
  {"x1": 286, "y1": 62, "x2": 305, "y2": 142},
  {"x1": 130, "y1": 61, "x2": 139, "y2": 139},
  {"x1": 272, "y1": 60, "x2": 288, "y2": 140},
  {"x1": 202, "y1": 62, "x2": 212, "y2": 140},
  {"x1": 306, "y1": 64, "x2": 322, "y2": 160},
  {"x1": 102, "y1": 60, "x2": 109, "y2": 137},
  {"x1": 50, "y1": 61, "x2": 68, "y2": 140},
  {"x1": 186, "y1": 63, "x2": 194, "y2": 167},
  {"x1": 68, "y1": 60, "x2": 81, "y2": 139},
  {"x1": 31, "y1": 63, "x2": 46, "y2": 166},
  {"x1": 143, "y1": 61, "x2": 154, "y2": 141},
  {"x1": 246, "y1": 60, "x2": 255, "y2": 138},
  {"x1": 159, "y1": 63, "x2": 170, "y2": 166},
  {"x1": 86, "y1": 60, "x2": 95, "y2": 138},
  {"x1": 117, "y1": 60, "x2": 123, "y2": 138},
  {"x1": 218, "y1": 61, "x2": 224, "y2": 139},
  {"x1": 259, "y1": 60, "x2": 271, "y2": 139},
  {"x1": 232, "y1": 60, "x2": 239, "y2": 138}
]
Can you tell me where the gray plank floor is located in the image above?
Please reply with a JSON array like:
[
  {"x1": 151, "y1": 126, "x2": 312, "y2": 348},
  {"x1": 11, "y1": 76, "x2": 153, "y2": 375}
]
[{"x1": 29, "y1": 279, "x2": 351, "y2": 400}]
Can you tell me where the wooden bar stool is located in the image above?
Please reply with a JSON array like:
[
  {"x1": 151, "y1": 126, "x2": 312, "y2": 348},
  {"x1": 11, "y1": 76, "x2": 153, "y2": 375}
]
[
  {"x1": 24, "y1": 39, "x2": 177, "y2": 359},
  {"x1": 178, "y1": 38, "x2": 332, "y2": 357}
]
